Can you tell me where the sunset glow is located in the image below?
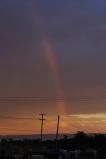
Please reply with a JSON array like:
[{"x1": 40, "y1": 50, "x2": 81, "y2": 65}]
[{"x1": 0, "y1": 113, "x2": 106, "y2": 135}]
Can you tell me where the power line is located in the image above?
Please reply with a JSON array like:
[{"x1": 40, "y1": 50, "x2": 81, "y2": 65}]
[
  {"x1": 39, "y1": 113, "x2": 46, "y2": 141},
  {"x1": 0, "y1": 127, "x2": 36, "y2": 132},
  {"x1": 0, "y1": 97, "x2": 65, "y2": 103},
  {"x1": 56, "y1": 115, "x2": 60, "y2": 150},
  {"x1": 0, "y1": 115, "x2": 36, "y2": 120},
  {"x1": 0, "y1": 115, "x2": 58, "y2": 122},
  {"x1": 0, "y1": 96, "x2": 101, "y2": 103},
  {"x1": 56, "y1": 115, "x2": 60, "y2": 141}
]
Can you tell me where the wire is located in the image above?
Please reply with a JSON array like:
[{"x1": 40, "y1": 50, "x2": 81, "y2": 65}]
[
  {"x1": 0, "y1": 115, "x2": 37, "y2": 120},
  {"x1": 0, "y1": 96, "x2": 104, "y2": 103},
  {"x1": 0, "y1": 127, "x2": 36, "y2": 132}
]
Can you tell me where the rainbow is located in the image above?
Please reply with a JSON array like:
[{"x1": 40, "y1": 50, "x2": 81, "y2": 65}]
[
  {"x1": 42, "y1": 33, "x2": 66, "y2": 115},
  {"x1": 31, "y1": 6, "x2": 66, "y2": 114}
]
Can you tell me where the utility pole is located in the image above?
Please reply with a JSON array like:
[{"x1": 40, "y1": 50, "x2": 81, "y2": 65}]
[
  {"x1": 39, "y1": 113, "x2": 46, "y2": 142},
  {"x1": 56, "y1": 115, "x2": 60, "y2": 150}
]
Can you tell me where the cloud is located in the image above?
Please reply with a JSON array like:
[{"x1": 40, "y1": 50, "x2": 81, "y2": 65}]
[{"x1": 71, "y1": 113, "x2": 106, "y2": 119}]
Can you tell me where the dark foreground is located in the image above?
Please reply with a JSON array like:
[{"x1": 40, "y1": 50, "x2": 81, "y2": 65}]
[{"x1": 0, "y1": 132, "x2": 106, "y2": 159}]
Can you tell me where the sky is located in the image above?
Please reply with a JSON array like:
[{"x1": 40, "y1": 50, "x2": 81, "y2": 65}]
[{"x1": 0, "y1": 0, "x2": 106, "y2": 135}]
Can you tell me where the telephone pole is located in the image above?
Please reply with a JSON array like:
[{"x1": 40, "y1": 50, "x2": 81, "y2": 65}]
[
  {"x1": 56, "y1": 115, "x2": 60, "y2": 150},
  {"x1": 39, "y1": 113, "x2": 46, "y2": 142}
]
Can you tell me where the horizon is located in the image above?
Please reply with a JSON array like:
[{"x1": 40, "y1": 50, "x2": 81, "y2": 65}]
[{"x1": 0, "y1": 132, "x2": 105, "y2": 140}]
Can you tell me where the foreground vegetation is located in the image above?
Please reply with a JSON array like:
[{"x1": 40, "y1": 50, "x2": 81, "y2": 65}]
[{"x1": 0, "y1": 132, "x2": 106, "y2": 158}]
